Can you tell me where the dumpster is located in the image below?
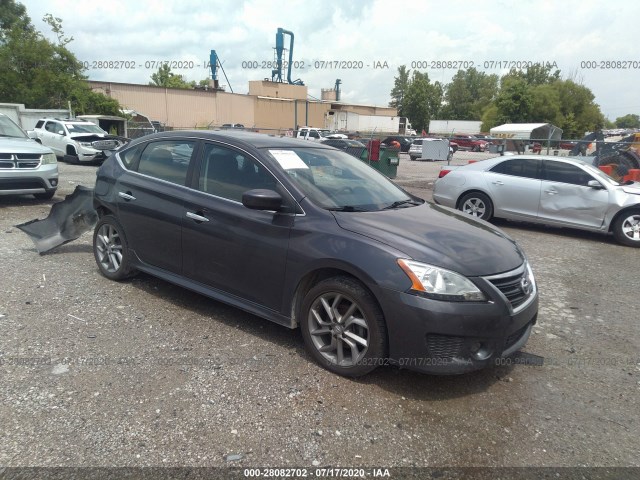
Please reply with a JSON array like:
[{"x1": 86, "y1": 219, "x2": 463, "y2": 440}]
[
  {"x1": 420, "y1": 138, "x2": 451, "y2": 162},
  {"x1": 488, "y1": 143, "x2": 505, "y2": 155}
]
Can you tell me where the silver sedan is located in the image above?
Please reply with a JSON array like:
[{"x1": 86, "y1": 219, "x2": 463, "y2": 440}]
[{"x1": 432, "y1": 155, "x2": 640, "y2": 247}]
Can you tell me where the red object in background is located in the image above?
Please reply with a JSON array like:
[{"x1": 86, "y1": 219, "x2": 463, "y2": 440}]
[
  {"x1": 468, "y1": 160, "x2": 477, "y2": 164},
  {"x1": 532, "y1": 143, "x2": 542, "y2": 154},
  {"x1": 598, "y1": 165, "x2": 613, "y2": 175},
  {"x1": 421, "y1": 130, "x2": 427, "y2": 137},
  {"x1": 625, "y1": 169, "x2": 640, "y2": 182},
  {"x1": 368, "y1": 139, "x2": 380, "y2": 161}
]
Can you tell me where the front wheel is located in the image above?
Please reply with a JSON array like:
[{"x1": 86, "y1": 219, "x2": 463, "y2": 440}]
[
  {"x1": 93, "y1": 215, "x2": 137, "y2": 280},
  {"x1": 612, "y1": 210, "x2": 640, "y2": 247},
  {"x1": 458, "y1": 192, "x2": 493, "y2": 221},
  {"x1": 300, "y1": 277, "x2": 387, "y2": 377}
]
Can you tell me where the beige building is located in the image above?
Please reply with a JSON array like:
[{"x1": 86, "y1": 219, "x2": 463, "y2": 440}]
[{"x1": 88, "y1": 80, "x2": 397, "y2": 134}]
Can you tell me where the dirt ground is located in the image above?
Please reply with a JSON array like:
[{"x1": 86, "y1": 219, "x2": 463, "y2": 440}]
[{"x1": 0, "y1": 152, "x2": 638, "y2": 475}]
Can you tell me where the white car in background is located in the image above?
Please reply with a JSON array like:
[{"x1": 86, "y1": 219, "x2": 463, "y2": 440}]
[{"x1": 30, "y1": 118, "x2": 127, "y2": 164}]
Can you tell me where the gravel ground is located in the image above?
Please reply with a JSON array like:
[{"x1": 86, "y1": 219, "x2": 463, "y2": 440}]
[{"x1": 1, "y1": 152, "x2": 639, "y2": 472}]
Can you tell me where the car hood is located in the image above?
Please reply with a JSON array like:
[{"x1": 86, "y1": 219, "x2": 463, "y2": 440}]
[
  {"x1": 1, "y1": 136, "x2": 54, "y2": 154},
  {"x1": 622, "y1": 182, "x2": 640, "y2": 195},
  {"x1": 332, "y1": 202, "x2": 524, "y2": 277},
  {"x1": 70, "y1": 133, "x2": 108, "y2": 140}
]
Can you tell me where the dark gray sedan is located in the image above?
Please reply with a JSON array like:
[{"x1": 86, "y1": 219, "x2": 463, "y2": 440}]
[
  {"x1": 93, "y1": 131, "x2": 538, "y2": 377},
  {"x1": 433, "y1": 155, "x2": 640, "y2": 247}
]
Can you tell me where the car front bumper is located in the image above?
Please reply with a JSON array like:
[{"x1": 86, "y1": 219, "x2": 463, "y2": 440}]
[
  {"x1": 0, "y1": 164, "x2": 59, "y2": 196},
  {"x1": 375, "y1": 283, "x2": 539, "y2": 374}
]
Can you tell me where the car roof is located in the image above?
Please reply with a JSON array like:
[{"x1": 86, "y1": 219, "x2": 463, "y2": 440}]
[
  {"x1": 129, "y1": 130, "x2": 336, "y2": 150},
  {"x1": 457, "y1": 154, "x2": 594, "y2": 172}
]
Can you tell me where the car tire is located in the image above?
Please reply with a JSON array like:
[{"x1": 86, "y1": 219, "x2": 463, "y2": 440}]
[
  {"x1": 33, "y1": 190, "x2": 55, "y2": 200},
  {"x1": 93, "y1": 215, "x2": 137, "y2": 280},
  {"x1": 472, "y1": 145, "x2": 479, "y2": 152},
  {"x1": 458, "y1": 192, "x2": 493, "y2": 221},
  {"x1": 612, "y1": 210, "x2": 640, "y2": 247},
  {"x1": 300, "y1": 276, "x2": 387, "y2": 377}
]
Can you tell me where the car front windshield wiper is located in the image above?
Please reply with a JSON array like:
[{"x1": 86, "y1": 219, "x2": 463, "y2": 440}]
[
  {"x1": 382, "y1": 199, "x2": 423, "y2": 210},
  {"x1": 327, "y1": 205, "x2": 370, "y2": 212}
]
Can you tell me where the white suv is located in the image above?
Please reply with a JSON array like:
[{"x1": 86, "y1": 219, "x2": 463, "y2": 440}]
[
  {"x1": 30, "y1": 118, "x2": 127, "y2": 164},
  {"x1": 0, "y1": 114, "x2": 58, "y2": 200}
]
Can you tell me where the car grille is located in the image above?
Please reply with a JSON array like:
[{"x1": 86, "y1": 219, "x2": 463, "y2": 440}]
[
  {"x1": 426, "y1": 334, "x2": 465, "y2": 359},
  {"x1": 91, "y1": 140, "x2": 118, "y2": 150},
  {"x1": 485, "y1": 266, "x2": 532, "y2": 310},
  {"x1": 0, "y1": 154, "x2": 42, "y2": 169}
]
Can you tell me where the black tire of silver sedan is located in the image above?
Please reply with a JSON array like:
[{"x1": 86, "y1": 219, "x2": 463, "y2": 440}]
[
  {"x1": 300, "y1": 277, "x2": 387, "y2": 377},
  {"x1": 458, "y1": 192, "x2": 493, "y2": 221},
  {"x1": 612, "y1": 210, "x2": 640, "y2": 247},
  {"x1": 93, "y1": 215, "x2": 137, "y2": 280}
]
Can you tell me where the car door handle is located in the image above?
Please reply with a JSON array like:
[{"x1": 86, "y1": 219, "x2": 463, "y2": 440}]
[
  {"x1": 118, "y1": 191, "x2": 136, "y2": 201},
  {"x1": 492, "y1": 180, "x2": 504, "y2": 185},
  {"x1": 186, "y1": 211, "x2": 209, "y2": 223},
  {"x1": 545, "y1": 189, "x2": 558, "y2": 195}
]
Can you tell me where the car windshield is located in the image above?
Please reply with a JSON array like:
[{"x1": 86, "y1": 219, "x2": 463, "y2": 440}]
[
  {"x1": 265, "y1": 147, "x2": 420, "y2": 211},
  {"x1": 0, "y1": 116, "x2": 28, "y2": 138},
  {"x1": 65, "y1": 123, "x2": 105, "y2": 134}
]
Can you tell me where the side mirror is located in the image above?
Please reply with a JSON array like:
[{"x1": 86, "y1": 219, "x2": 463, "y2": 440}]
[
  {"x1": 242, "y1": 189, "x2": 283, "y2": 211},
  {"x1": 57, "y1": 130, "x2": 65, "y2": 136},
  {"x1": 587, "y1": 180, "x2": 605, "y2": 189}
]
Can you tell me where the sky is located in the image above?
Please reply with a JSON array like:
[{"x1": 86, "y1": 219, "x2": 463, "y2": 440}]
[{"x1": 21, "y1": 0, "x2": 640, "y2": 121}]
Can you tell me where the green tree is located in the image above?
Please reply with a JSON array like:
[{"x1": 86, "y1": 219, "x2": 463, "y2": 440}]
[
  {"x1": 402, "y1": 71, "x2": 442, "y2": 133},
  {"x1": 0, "y1": 0, "x2": 33, "y2": 38},
  {"x1": 494, "y1": 77, "x2": 533, "y2": 124},
  {"x1": 615, "y1": 114, "x2": 640, "y2": 129},
  {"x1": 0, "y1": 1, "x2": 121, "y2": 115},
  {"x1": 389, "y1": 65, "x2": 410, "y2": 116},
  {"x1": 149, "y1": 64, "x2": 195, "y2": 89},
  {"x1": 503, "y1": 64, "x2": 561, "y2": 86},
  {"x1": 441, "y1": 68, "x2": 498, "y2": 120}
]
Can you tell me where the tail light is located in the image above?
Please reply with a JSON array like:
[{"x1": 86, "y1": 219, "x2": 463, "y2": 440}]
[{"x1": 438, "y1": 169, "x2": 451, "y2": 178}]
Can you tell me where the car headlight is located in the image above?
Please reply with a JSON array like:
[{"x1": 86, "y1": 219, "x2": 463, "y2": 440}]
[
  {"x1": 41, "y1": 153, "x2": 57, "y2": 164},
  {"x1": 397, "y1": 259, "x2": 487, "y2": 302},
  {"x1": 80, "y1": 142, "x2": 93, "y2": 147}
]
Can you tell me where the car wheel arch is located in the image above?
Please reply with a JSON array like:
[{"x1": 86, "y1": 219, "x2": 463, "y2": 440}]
[
  {"x1": 289, "y1": 266, "x2": 384, "y2": 329},
  {"x1": 608, "y1": 205, "x2": 640, "y2": 232},
  {"x1": 455, "y1": 189, "x2": 493, "y2": 209}
]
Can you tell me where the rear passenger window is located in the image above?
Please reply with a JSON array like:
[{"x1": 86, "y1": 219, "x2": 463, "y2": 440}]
[
  {"x1": 490, "y1": 159, "x2": 540, "y2": 179},
  {"x1": 137, "y1": 141, "x2": 195, "y2": 185}
]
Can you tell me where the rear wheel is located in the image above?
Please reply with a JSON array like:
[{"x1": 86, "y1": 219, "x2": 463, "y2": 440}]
[
  {"x1": 458, "y1": 192, "x2": 493, "y2": 221},
  {"x1": 612, "y1": 210, "x2": 640, "y2": 247},
  {"x1": 93, "y1": 215, "x2": 137, "y2": 280},
  {"x1": 300, "y1": 277, "x2": 387, "y2": 377}
]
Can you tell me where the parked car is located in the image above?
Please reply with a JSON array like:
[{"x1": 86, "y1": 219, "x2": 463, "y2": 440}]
[
  {"x1": 450, "y1": 135, "x2": 488, "y2": 152},
  {"x1": 29, "y1": 118, "x2": 128, "y2": 164},
  {"x1": 473, "y1": 134, "x2": 497, "y2": 144},
  {"x1": 381, "y1": 136, "x2": 413, "y2": 152},
  {"x1": 93, "y1": 130, "x2": 538, "y2": 377},
  {"x1": 433, "y1": 155, "x2": 640, "y2": 247},
  {"x1": 320, "y1": 138, "x2": 366, "y2": 151},
  {"x1": 0, "y1": 113, "x2": 58, "y2": 200}
]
